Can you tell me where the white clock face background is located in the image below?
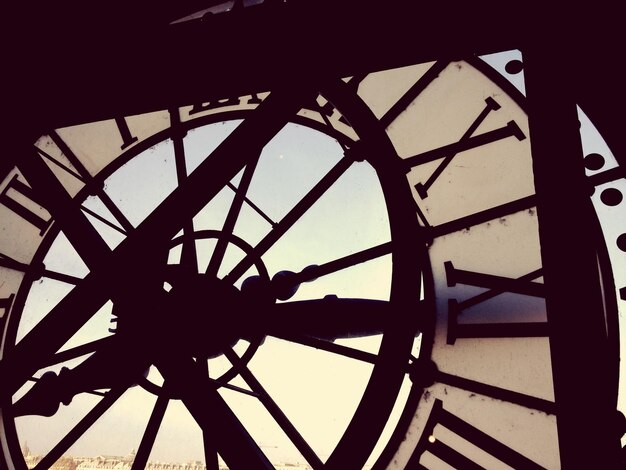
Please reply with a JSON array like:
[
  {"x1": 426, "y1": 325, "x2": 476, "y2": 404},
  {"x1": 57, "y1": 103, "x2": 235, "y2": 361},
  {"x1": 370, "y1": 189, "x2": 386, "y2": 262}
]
[{"x1": 1, "y1": 48, "x2": 624, "y2": 469}]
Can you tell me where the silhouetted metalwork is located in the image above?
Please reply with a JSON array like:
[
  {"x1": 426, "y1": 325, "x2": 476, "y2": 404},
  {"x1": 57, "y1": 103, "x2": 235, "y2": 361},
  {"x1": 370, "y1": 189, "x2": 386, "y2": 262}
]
[{"x1": 1, "y1": 1, "x2": 625, "y2": 469}]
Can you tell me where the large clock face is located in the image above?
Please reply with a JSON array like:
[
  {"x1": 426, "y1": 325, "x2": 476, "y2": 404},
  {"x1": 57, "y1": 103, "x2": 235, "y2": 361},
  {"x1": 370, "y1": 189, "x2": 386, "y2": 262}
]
[{"x1": 1, "y1": 46, "x2": 624, "y2": 470}]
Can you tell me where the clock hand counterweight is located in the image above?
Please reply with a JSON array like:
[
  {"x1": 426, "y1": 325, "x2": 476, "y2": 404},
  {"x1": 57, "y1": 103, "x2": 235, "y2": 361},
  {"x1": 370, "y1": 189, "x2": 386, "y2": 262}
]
[
  {"x1": 12, "y1": 335, "x2": 150, "y2": 417},
  {"x1": 265, "y1": 241, "x2": 393, "y2": 301}
]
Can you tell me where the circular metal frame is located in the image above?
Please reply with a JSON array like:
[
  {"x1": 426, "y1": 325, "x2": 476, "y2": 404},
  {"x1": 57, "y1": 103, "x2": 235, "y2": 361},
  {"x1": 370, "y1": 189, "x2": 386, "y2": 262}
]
[{"x1": 0, "y1": 79, "x2": 427, "y2": 469}]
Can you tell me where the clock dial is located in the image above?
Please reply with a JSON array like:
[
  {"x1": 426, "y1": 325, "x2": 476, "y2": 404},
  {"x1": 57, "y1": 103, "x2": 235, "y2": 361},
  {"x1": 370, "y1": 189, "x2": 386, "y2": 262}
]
[{"x1": 0, "y1": 81, "x2": 424, "y2": 469}]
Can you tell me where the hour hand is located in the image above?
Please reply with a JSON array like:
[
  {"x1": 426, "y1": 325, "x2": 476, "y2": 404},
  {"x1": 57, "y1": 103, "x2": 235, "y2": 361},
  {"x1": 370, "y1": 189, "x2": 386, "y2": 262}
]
[
  {"x1": 12, "y1": 336, "x2": 148, "y2": 417},
  {"x1": 241, "y1": 270, "x2": 418, "y2": 341},
  {"x1": 265, "y1": 296, "x2": 394, "y2": 341}
]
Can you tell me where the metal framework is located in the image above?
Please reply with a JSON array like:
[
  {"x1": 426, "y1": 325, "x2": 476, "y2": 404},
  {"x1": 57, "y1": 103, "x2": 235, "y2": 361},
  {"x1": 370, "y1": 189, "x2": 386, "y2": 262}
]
[{"x1": 3, "y1": 0, "x2": 626, "y2": 468}]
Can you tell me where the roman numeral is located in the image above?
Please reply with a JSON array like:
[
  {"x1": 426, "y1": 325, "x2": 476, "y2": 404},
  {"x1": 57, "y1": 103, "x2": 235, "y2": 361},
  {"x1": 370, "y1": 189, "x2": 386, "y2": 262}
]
[
  {"x1": 435, "y1": 371, "x2": 556, "y2": 414},
  {"x1": 428, "y1": 195, "x2": 536, "y2": 239},
  {"x1": 407, "y1": 399, "x2": 545, "y2": 469},
  {"x1": 413, "y1": 97, "x2": 504, "y2": 198},
  {"x1": 404, "y1": 119, "x2": 526, "y2": 174},
  {"x1": 380, "y1": 60, "x2": 450, "y2": 129},
  {"x1": 446, "y1": 261, "x2": 545, "y2": 297},
  {"x1": 445, "y1": 261, "x2": 548, "y2": 344},
  {"x1": 0, "y1": 294, "x2": 14, "y2": 318},
  {"x1": 0, "y1": 174, "x2": 52, "y2": 234},
  {"x1": 190, "y1": 95, "x2": 241, "y2": 115},
  {"x1": 317, "y1": 74, "x2": 365, "y2": 125},
  {"x1": 49, "y1": 132, "x2": 134, "y2": 234},
  {"x1": 0, "y1": 294, "x2": 14, "y2": 334},
  {"x1": 36, "y1": 147, "x2": 84, "y2": 183},
  {"x1": 189, "y1": 93, "x2": 268, "y2": 115},
  {"x1": 114, "y1": 116, "x2": 139, "y2": 150}
]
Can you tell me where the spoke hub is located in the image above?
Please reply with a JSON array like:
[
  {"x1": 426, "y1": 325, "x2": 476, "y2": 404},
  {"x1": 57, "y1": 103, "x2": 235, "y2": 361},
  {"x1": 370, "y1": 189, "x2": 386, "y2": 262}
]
[{"x1": 166, "y1": 273, "x2": 245, "y2": 358}]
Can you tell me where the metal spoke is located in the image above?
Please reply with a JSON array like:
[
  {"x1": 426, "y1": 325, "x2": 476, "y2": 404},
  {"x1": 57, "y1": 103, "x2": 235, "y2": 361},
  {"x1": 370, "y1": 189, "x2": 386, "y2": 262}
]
[
  {"x1": 225, "y1": 182, "x2": 277, "y2": 227},
  {"x1": 223, "y1": 348, "x2": 324, "y2": 469},
  {"x1": 79, "y1": 205, "x2": 128, "y2": 235},
  {"x1": 36, "y1": 146, "x2": 84, "y2": 181},
  {"x1": 25, "y1": 377, "x2": 106, "y2": 398},
  {"x1": 208, "y1": 379, "x2": 259, "y2": 398},
  {"x1": 269, "y1": 332, "x2": 378, "y2": 365},
  {"x1": 0, "y1": 253, "x2": 82, "y2": 285},
  {"x1": 171, "y1": 108, "x2": 199, "y2": 273},
  {"x1": 49, "y1": 130, "x2": 135, "y2": 234},
  {"x1": 157, "y1": 357, "x2": 273, "y2": 469},
  {"x1": 132, "y1": 393, "x2": 170, "y2": 470},
  {"x1": 17, "y1": 144, "x2": 113, "y2": 270},
  {"x1": 98, "y1": 194, "x2": 135, "y2": 235},
  {"x1": 196, "y1": 358, "x2": 220, "y2": 470},
  {"x1": 203, "y1": 423, "x2": 220, "y2": 470},
  {"x1": 207, "y1": 152, "x2": 261, "y2": 277},
  {"x1": 225, "y1": 155, "x2": 355, "y2": 284},
  {"x1": 33, "y1": 385, "x2": 129, "y2": 470},
  {"x1": 1, "y1": 142, "x2": 117, "y2": 398},
  {"x1": 198, "y1": 358, "x2": 258, "y2": 396}
]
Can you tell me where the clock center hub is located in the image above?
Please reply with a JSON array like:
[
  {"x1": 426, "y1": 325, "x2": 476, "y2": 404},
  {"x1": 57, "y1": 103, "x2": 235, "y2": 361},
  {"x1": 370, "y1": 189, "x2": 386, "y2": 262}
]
[{"x1": 166, "y1": 272, "x2": 246, "y2": 357}]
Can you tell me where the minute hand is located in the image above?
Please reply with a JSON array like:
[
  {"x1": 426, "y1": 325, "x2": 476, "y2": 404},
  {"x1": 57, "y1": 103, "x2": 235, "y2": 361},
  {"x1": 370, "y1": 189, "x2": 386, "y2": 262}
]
[{"x1": 0, "y1": 85, "x2": 313, "y2": 397}]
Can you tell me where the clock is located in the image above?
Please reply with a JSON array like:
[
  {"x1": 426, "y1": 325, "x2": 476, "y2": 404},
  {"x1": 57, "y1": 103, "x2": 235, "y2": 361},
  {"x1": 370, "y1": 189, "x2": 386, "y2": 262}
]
[{"x1": 1, "y1": 2, "x2": 624, "y2": 470}]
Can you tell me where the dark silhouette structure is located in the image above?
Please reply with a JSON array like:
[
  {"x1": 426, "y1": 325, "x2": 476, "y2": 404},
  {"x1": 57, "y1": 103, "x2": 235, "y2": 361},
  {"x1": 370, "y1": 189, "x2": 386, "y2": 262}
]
[{"x1": 1, "y1": 1, "x2": 625, "y2": 468}]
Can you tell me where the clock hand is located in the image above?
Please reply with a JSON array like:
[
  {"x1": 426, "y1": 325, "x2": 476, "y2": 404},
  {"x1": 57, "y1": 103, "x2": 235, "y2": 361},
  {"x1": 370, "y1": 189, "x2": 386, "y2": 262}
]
[
  {"x1": 237, "y1": 296, "x2": 418, "y2": 343},
  {"x1": 241, "y1": 272, "x2": 417, "y2": 339},
  {"x1": 261, "y1": 241, "x2": 393, "y2": 301},
  {"x1": 0, "y1": 85, "x2": 314, "y2": 398},
  {"x1": 239, "y1": 265, "x2": 318, "y2": 303},
  {"x1": 267, "y1": 297, "x2": 395, "y2": 340},
  {"x1": 269, "y1": 264, "x2": 319, "y2": 300},
  {"x1": 12, "y1": 263, "x2": 412, "y2": 416},
  {"x1": 12, "y1": 334, "x2": 150, "y2": 417},
  {"x1": 13, "y1": 274, "x2": 182, "y2": 417},
  {"x1": 239, "y1": 255, "x2": 421, "y2": 342}
]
